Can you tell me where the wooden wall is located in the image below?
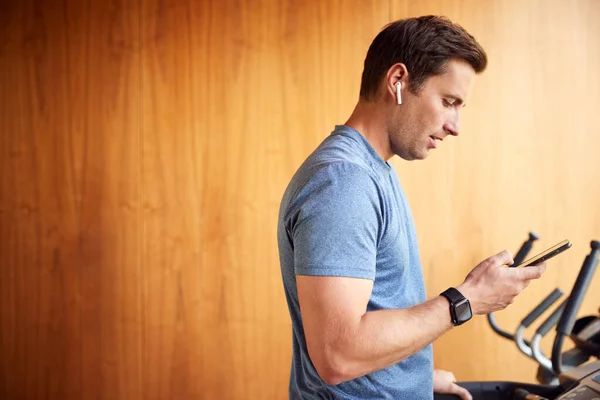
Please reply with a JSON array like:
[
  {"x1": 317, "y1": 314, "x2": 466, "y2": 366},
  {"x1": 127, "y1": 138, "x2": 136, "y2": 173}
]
[{"x1": 0, "y1": 0, "x2": 598, "y2": 399}]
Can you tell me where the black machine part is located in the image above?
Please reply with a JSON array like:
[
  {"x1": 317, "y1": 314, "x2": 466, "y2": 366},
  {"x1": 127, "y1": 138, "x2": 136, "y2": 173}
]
[
  {"x1": 433, "y1": 381, "x2": 561, "y2": 400},
  {"x1": 552, "y1": 241, "x2": 600, "y2": 374},
  {"x1": 570, "y1": 316, "x2": 600, "y2": 358},
  {"x1": 433, "y1": 360, "x2": 600, "y2": 400}
]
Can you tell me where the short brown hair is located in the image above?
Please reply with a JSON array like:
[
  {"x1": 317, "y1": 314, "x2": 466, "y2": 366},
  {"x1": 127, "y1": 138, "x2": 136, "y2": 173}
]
[{"x1": 359, "y1": 16, "x2": 487, "y2": 100}]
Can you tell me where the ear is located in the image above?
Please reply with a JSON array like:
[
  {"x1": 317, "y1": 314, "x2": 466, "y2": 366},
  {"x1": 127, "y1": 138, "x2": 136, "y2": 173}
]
[{"x1": 386, "y1": 63, "x2": 408, "y2": 104}]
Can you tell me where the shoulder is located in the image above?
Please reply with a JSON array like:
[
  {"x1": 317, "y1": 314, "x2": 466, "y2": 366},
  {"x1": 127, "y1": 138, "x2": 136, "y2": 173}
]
[
  {"x1": 293, "y1": 160, "x2": 382, "y2": 204},
  {"x1": 280, "y1": 160, "x2": 384, "y2": 232}
]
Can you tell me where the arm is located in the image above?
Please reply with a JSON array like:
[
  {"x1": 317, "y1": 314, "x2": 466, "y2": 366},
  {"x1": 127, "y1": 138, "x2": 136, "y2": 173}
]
[
  {"x1": 298, "y1": 251, "x2": 547, "y2": 385},
  {"x1": 298, "y1": 274, "x2": 452, "y2": 385}
]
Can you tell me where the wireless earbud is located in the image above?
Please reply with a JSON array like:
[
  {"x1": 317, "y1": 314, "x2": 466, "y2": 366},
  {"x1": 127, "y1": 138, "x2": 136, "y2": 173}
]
[{"x1": 395, "y1": 82, "x2": 402, "y2": 105}]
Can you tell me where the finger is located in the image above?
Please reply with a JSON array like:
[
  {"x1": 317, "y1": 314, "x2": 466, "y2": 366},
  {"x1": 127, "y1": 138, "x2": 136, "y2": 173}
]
[
  {"x1": 516, "y1": 263, "x2": 546, "y2": 280},
  {"x1": 491, "y1": 250, "x2": 514, "y2": 267},
  {"x1": 448, "y1": 372, "x2": 456, "y2": 382},
  {"x1": 450, "y1": 383, "x2": 472, "y2": 400}
]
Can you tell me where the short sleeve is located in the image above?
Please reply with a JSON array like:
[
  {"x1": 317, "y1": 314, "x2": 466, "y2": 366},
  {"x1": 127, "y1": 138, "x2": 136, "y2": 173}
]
[{"x1": 285, "y1": 162, "x2": 383, "y2": 280}]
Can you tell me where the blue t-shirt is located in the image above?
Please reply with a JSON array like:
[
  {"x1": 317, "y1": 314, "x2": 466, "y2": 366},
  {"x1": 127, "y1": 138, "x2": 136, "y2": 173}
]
[{"x1": 277, "y1": 125, "x2": 433, "y2": 399}]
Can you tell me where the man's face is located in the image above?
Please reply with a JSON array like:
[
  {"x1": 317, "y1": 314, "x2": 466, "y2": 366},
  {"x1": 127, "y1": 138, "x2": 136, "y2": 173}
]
[{"x1": 388, "y1": 59, "x2": 476, "y2": 161}]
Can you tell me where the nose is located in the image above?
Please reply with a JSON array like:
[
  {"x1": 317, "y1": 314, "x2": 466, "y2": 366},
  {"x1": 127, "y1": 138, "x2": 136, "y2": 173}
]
[
  {"x1": 444, "y1": 116, "x2": 460, "y2": 137},
  {"x1": 443, "y1": 124, "x2": 459, "y2": 137}
]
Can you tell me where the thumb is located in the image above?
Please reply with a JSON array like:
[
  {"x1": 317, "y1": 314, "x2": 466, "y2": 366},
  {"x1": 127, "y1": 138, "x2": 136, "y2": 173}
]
[{"x1": 449, "y1": 383, "x2": 472, "y2": 400}]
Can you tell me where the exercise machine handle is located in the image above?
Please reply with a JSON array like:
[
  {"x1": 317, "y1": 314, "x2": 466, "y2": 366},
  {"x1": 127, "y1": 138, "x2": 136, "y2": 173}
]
[
  {"x1": 516, "y1": 289, "x2": 562, "y2": 358},
  {"x1": 556, "y1": 240, "x2": 600, "y2": 336},
  {"x1": 552, "y1": 240, "x2": 600, "y2": 374},
  {"x1": 521, "y1": 288, "x2": 563, "y2": 328},
  {"x1": 536, "y1": 300, "x2": 566, "y2": 337}
]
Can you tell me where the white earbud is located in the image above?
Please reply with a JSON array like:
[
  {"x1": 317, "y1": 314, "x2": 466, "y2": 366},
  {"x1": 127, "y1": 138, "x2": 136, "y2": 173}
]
[{"x1": 395, "y1": 82, "x2": 402, "y2": 105}]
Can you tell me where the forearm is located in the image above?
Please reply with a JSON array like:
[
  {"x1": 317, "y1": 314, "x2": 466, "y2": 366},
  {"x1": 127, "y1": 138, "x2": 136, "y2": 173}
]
[{"x1": 323, "y1": 295, "x2": 453, "y2": 383}]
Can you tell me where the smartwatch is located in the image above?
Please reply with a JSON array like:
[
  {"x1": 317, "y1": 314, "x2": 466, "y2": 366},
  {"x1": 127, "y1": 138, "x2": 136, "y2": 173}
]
[{"x1": 440, "y1": 287, "x2": 472, "y2": 326}]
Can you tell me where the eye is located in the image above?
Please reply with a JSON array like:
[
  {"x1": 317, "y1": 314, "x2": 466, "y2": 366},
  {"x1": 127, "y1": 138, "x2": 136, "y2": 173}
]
[{"x1": 443, "y1": 98, "x2": 455, "y2": 107}]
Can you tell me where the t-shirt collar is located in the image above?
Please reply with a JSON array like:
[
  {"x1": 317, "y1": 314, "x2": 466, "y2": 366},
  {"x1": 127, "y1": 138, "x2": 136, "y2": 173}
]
[{"x1": 331, "y1": 124, "x2": 392, "y2": 176}]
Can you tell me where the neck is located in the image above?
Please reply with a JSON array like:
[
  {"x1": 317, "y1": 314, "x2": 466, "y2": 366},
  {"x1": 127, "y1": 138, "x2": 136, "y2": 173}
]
[{"x1": 344, "y1": 100, "x2": 393, "y2": 161}]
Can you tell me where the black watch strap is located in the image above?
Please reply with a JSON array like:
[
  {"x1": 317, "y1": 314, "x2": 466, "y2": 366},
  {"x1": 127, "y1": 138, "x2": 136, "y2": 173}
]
[
  {"x1": 440, "y1": 287, "x2": 465, "y2": 305},
  {"x1": 440, "y1": 287, "x2": 472, "y2": 326}
]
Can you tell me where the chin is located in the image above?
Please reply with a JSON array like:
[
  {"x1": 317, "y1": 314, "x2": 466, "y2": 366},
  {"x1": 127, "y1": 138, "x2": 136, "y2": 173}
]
[
  {"x1": 397, "y1": 152, "x2": 428, "y2": 161},
  {"x1": 410, "y1": 149, "x2": 430, "y2": 161},
  {"x1": 392, "y1": 144, "x2": 429, "y2": 161}
]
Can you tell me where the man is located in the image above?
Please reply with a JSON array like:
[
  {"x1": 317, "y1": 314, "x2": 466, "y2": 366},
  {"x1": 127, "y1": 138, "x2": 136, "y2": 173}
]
[{"x1": 277, "y1": 16, "x2": 547, "y2": 399}]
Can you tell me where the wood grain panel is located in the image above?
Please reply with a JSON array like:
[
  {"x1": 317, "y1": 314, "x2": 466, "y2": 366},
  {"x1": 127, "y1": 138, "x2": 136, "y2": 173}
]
[
  {"x1": 140, "y1": 0, "x2": 388, "y2": 398},
  {"x1": 140, "y1": 1, "x2": 205, "y2": 398},
  {"x1": 391, "y1": 0, "x2": 600, "y2": 383},
  {"x1": 0, "y1": 0, "x2": 141, "y2": 398}
]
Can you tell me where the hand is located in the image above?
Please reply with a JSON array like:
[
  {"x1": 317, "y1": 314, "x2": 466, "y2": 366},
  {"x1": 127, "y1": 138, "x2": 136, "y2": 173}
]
[
  {"x1": 433, "y1": 369, "x2": 472, "y2": 400},
  {"x1": 457, "y1": 250, "x2": 547, "y2": 315}
]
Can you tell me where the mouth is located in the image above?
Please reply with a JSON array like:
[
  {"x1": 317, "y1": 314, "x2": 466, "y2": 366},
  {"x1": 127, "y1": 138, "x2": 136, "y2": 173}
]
[{"x1": 429, "y1": 136, "x2": 442, "y2": 149}]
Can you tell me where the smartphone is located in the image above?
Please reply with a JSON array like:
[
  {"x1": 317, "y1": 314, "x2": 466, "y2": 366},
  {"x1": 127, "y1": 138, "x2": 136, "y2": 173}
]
[{"x1": 512, "y1": 239, "x2": 572, "y2": 268}]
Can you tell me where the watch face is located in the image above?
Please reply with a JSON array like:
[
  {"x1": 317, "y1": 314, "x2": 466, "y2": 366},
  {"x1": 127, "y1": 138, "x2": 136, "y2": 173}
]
[{"x1": 455, "y1": 299, "x2": 472, "y2": 322}]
